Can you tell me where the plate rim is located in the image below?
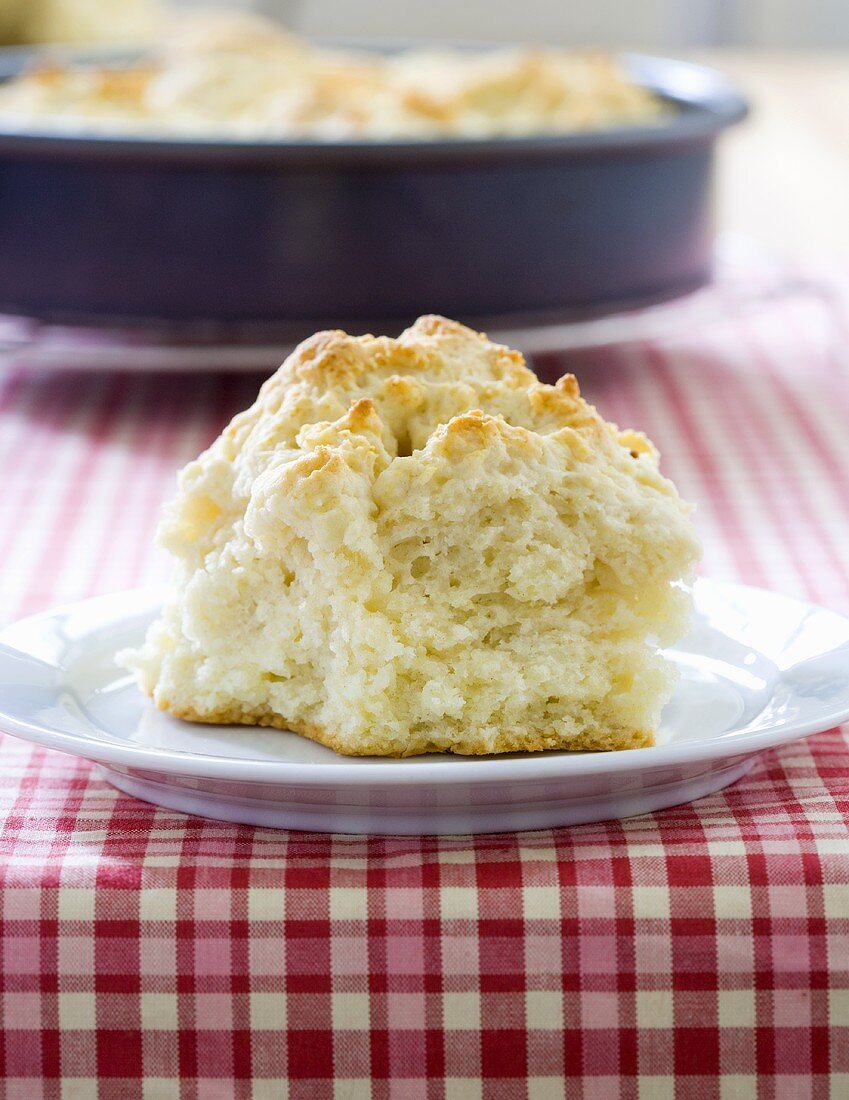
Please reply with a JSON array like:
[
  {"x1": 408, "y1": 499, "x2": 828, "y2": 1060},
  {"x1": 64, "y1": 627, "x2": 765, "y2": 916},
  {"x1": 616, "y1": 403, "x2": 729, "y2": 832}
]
[{"x1": 1, "y1": 578, "x2": 848, "y2": 786}]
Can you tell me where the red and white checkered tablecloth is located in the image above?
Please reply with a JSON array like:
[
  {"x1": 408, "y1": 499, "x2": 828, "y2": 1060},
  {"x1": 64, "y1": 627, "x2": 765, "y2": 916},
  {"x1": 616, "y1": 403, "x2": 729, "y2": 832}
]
[{"x1": 1, "y1": 279, "x2": 849, "y2": 1098}]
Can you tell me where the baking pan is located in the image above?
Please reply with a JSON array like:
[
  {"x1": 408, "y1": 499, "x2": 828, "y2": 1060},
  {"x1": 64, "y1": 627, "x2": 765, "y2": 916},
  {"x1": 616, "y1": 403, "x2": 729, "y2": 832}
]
[{"x1": 0, "y1": 49, "x2": 748, "y2": 332}]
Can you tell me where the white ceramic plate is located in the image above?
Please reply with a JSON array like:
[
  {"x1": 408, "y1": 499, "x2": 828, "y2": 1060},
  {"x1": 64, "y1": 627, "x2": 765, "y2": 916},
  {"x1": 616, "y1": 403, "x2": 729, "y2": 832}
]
[{"x1": 1, "y1": 580, "x2": 848, "y2": 834}]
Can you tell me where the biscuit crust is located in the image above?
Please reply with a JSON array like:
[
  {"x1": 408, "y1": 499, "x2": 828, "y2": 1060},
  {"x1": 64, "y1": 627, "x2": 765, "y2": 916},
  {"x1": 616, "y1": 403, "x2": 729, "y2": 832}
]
[{"x1": 155, "y1": 696, "x2": 655, "y2": 757}]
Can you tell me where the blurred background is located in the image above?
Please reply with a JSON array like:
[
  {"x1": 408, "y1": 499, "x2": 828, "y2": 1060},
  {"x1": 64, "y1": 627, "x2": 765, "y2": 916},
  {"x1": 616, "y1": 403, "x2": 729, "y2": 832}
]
[
  {"x1": 1, "y1": 0, "x2": 846, "y2": 257},
  {"x1": 4, "y1": 0, "x2": 848, "y2": 54},
  {"x1": 268, "y1": 0, "x2": 849, "y2": 254},
  {"x1": 278, "y1": 0, "x2": 849, "y2": 49},
  {"x1": 282, "y1": 0, "x2": 849, "y2": 258}
]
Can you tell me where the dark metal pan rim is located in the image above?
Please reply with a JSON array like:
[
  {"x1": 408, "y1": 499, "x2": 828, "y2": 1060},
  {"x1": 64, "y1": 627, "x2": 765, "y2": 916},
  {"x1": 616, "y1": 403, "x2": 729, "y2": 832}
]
[
  {"x1": 0, "y1": 48, "x2": 748, "y2": 164},
  {"x1": 0, "y1": 269, "x2": 711, "y2": 335}
]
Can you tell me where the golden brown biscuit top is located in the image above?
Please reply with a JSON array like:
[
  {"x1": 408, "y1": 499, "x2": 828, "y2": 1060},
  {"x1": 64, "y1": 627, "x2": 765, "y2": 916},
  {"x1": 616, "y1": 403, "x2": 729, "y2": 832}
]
[{"x1": 0, "y1": 13, "x2": 665, "y2": 140}]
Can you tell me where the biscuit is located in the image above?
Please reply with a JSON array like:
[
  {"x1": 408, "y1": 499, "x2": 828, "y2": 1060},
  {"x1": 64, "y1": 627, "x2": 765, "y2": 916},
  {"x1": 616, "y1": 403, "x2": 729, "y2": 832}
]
[
  {"x1": 121, "y1": 316, "x2": 700, "y2": 757},
  {"x1": 0, "y1": 18, "x2": 663, "y2": 139}
]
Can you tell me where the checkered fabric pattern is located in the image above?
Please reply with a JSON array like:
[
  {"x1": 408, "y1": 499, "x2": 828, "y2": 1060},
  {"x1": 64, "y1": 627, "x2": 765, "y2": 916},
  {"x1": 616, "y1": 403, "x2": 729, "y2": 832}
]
[{"x1": 1, "y1": 280, "x2": 849, "y2": 1096}]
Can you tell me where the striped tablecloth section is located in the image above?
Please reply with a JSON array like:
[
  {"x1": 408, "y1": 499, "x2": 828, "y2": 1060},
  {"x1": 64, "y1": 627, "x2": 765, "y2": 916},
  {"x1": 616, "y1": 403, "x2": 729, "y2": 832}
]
[{"x1": 1, "y1": 279, "x2": 848, "y2": 1097}]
